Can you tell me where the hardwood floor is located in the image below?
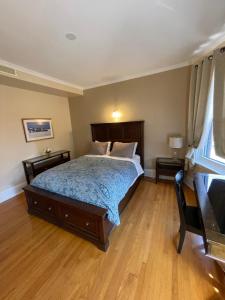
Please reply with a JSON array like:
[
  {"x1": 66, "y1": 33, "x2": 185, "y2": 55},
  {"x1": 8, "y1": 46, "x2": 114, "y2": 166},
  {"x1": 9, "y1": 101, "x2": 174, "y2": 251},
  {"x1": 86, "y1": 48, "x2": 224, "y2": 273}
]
[{"x1": 0, "y1": 180, "x2": 224, "y2": 300}]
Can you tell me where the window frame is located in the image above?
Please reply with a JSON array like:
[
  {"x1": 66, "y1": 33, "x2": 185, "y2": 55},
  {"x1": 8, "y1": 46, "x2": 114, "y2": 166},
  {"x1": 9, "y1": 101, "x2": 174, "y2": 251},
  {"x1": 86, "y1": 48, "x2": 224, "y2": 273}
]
[{"x1": 196, "y1": 137, "x2": 225, "y2": 175}]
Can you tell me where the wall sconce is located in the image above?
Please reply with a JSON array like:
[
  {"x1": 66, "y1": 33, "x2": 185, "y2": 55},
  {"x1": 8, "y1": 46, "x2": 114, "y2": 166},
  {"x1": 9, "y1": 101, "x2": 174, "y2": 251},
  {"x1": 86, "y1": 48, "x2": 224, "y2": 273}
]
[{"x1": 112, "y1": 110, "x2": 121, "y2": 121}]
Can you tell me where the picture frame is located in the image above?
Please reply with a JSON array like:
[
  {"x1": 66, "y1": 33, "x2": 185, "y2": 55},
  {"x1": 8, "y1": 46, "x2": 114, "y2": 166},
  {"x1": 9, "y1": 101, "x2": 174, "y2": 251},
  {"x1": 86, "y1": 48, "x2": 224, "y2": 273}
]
[{"x1": 22, "y1": 118, "x2": 54, "y2": 142}]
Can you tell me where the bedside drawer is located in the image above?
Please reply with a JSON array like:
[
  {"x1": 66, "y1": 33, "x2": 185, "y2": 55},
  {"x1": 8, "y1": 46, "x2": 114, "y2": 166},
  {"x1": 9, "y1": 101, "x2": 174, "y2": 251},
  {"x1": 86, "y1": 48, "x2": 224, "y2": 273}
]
[
  {"x1": 28, "y1": 195, "x2": 58, "y2": 218},
  {"x1": 60, "y1": 205, "x2": 98, "y2": 236}
]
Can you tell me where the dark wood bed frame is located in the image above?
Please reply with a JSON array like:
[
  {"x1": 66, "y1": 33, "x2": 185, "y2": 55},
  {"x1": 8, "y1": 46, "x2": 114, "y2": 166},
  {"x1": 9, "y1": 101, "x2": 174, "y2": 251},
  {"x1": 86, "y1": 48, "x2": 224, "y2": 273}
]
[{"x1": 23, "y1": 121, "x2": 144, "y2": 251}]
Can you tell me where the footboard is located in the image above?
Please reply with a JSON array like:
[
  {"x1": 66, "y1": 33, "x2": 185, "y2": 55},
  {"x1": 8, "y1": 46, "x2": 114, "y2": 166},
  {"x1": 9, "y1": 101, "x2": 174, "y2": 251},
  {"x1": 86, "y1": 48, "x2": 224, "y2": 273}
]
[
  {"x1": 23, "y1": 176, "x2": 141, "y2": 251},
  {"x1": 24, "y1": 185, "x2": 113, "y2": 251}
]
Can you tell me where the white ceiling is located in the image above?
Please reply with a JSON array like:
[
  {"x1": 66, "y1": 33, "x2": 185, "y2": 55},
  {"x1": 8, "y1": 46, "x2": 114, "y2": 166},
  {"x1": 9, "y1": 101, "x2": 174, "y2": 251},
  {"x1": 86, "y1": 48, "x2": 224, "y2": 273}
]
[{"x1": 0, "y1": 0, "x2": 225, "y2": 89}]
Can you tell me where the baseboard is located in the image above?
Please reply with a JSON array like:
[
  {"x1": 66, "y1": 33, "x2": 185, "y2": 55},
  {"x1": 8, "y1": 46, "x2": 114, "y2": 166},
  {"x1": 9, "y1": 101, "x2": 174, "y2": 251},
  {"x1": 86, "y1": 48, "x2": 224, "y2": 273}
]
[{"x1": 0, "y1": 181, "x2": 26, "y2": 203}]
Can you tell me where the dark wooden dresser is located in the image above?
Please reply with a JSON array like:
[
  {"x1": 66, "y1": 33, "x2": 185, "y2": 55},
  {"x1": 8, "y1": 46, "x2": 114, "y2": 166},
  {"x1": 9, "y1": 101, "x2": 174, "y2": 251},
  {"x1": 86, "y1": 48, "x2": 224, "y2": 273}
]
[{"x1": 22, "y1": 150, "x2": 70, "y2": 184}]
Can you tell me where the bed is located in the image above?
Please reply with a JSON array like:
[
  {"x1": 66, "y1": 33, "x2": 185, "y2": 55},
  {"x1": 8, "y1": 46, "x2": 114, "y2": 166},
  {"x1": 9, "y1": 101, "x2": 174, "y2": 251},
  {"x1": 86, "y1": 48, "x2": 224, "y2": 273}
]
[{"x1": 23, "y1": 121, "x2": 144, "y2": 251}]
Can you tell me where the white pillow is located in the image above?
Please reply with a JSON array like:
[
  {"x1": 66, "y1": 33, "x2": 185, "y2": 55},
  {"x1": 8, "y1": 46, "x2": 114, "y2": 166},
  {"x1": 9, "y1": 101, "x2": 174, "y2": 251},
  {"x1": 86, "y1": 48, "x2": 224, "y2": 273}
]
[
  {"x1": 95, "y1": 141, "x2": 111, "y2": 155},
  {"x1": 110, "y1": 142, "x2": 138, "y2": 158}
]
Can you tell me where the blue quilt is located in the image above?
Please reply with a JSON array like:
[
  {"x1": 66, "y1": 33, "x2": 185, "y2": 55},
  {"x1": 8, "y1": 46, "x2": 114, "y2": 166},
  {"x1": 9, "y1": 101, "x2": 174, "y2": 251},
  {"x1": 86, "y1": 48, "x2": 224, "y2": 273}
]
[{"x1": 31, "y1": 156, "x2": 138, "y2": 225}]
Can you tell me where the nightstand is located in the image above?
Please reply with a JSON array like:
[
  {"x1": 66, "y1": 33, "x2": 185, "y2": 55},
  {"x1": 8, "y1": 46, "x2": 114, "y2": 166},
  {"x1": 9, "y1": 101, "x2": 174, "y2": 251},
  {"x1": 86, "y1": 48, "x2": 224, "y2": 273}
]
[{"x1": 155, "y1": 157, "x2": 185, "y2": 183}]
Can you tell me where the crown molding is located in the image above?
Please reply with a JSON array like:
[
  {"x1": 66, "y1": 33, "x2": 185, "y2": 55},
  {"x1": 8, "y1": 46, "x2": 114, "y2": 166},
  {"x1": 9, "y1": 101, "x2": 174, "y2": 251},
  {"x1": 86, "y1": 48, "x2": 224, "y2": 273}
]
[
  {"x1": 0, "y1": 58, "x2": 190, "y2": 93},
  {"x1": 0, "y1": 58, "x2": 83, "y2": 93},
  {"x1": 1, "y1": 33, "x2": 225, "y2": 93},
  {"x1": 190, "y1": 34, "x2": 225, "y2": 64},
  {"x1": 84, "y1": 61, "x2": 190, "y2": 90}
]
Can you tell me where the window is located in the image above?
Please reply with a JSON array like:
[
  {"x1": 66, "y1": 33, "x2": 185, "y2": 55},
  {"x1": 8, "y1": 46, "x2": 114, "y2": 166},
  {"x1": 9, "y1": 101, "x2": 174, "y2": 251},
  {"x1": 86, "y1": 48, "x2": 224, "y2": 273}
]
[
  {"x1": 196, "y1": 72, "x2": 225, "y2": 174},
  {"x1": 203, "y1": 124, "x2": 225, "y2": 165}
]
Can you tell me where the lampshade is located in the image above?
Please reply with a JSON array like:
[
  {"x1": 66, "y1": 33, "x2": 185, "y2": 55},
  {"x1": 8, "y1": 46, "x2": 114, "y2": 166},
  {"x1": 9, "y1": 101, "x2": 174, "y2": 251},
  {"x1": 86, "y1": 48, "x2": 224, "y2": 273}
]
[{"x1": 169, "y1": 137, "x2": 183, "y2": 149}]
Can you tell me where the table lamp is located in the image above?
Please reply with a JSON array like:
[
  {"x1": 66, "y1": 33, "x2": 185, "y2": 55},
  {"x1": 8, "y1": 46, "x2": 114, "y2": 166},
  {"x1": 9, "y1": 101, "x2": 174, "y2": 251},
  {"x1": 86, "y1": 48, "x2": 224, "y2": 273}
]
[{"x1": 169, "y1": 137, "x2": 183, "y2": 161}]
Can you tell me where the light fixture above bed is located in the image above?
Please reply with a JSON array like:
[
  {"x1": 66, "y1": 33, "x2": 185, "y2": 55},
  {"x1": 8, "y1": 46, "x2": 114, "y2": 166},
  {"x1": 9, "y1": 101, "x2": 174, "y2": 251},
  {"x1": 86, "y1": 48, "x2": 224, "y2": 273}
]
[{"x1": 112, "y1": 110, "x2": 121, "y2": 121}]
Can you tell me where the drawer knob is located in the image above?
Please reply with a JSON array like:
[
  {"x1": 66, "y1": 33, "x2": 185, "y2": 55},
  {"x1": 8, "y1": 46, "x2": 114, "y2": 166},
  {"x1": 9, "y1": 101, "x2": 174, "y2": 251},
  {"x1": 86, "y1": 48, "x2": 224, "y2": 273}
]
[
  {"x1": 48, "y1": 207, "x2": 52, "y2": 211},
  {"x1": 34, "y1": 201, "x2": 38, "y2": 205},
  {"x1": 85, "y1": 222, "x2": 90, "y2": 227},
  {"x1": 65, "y1": 214, "x2": 69, "y2": 218}
]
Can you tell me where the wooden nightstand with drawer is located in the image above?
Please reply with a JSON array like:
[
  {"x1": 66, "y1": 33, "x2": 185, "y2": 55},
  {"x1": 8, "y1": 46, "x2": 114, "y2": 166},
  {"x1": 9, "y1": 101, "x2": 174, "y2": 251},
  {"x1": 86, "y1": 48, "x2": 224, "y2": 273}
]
[{"x1": 155, "y1": 157, "x2": 185, "y2": 183}]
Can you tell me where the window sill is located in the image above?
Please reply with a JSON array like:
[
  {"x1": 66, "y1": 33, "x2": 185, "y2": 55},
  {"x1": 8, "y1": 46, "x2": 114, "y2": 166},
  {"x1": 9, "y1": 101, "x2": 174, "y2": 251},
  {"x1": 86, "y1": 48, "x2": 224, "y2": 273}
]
[{"x1": 195, "y1": 155, "x2": 225, "y2": 175}]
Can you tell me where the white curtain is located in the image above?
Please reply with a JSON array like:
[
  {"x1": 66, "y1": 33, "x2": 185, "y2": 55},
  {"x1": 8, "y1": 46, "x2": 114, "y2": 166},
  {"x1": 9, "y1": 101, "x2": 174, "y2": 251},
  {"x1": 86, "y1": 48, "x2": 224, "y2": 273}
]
[
  {"x1": 186, "y1": 57, "x2": 213, "y2": 166},
  {"x1": 198, "y1": 71, "x2": 214, "y2": 153},
  {"x1": 213, "y1": 47, "x2": 225, "y2": 158}
]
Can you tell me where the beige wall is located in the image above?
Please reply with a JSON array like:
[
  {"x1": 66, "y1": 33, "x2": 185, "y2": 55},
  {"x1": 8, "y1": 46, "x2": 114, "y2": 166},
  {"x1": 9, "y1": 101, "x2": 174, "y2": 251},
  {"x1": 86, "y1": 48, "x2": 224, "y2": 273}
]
[
  {"x1": 69, "y1": 66, "x2": 191, "y2": 170},
  {"x1": 0, "y1": 84, "x2": 74, "y2": 195}
]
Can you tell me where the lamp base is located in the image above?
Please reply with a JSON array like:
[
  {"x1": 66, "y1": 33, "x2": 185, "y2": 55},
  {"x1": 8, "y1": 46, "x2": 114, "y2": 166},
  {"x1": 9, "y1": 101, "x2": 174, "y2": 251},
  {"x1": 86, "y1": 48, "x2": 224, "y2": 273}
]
[{"x1": 171, "y1": 150, "x2": 180, "y2": 162}]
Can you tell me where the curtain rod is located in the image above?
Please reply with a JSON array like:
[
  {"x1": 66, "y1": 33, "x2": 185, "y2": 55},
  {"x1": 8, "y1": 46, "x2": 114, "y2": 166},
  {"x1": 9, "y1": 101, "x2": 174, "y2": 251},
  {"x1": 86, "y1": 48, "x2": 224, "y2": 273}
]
[{"x1": 194, "y1": 46, "x2": 225, "y2": 68}]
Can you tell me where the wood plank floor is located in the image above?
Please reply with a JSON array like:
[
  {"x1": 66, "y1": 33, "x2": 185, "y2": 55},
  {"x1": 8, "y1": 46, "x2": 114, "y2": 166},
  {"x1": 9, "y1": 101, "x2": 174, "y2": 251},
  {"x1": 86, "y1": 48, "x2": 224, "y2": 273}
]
[{"x1": 0, "y1": 180, "x2": 224, "y2": 300}]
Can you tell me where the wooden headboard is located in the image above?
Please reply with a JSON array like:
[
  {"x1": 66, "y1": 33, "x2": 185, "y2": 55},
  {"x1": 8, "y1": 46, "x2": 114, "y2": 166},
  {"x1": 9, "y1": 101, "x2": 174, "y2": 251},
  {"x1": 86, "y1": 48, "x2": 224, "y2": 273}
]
[{"x1": 91, "y1": 121, "x2": 144, "y2": 168}]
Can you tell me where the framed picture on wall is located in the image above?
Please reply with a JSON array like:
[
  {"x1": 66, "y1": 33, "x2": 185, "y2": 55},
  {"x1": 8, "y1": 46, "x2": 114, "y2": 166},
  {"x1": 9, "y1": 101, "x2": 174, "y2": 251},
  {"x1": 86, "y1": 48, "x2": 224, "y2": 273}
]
[{"x1": 22, "y1": 118, "x2": 54, "y2": 142}]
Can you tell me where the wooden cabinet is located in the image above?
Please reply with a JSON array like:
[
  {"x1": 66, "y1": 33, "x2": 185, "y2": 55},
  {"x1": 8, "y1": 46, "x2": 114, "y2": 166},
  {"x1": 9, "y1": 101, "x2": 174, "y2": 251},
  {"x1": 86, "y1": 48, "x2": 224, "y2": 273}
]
[
  {"x1": 22, "y1": 150, "x2": 70, "y2": 184},
  {"x1": 155, "y1": 157, "x2": 185, "y2": 183}
]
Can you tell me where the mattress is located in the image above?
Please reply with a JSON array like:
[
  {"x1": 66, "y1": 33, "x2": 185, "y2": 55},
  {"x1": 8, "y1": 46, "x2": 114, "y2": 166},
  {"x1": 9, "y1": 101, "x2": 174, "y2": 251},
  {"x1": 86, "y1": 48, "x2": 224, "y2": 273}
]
[{"x1": 31, "y1": 155, "x2": 143, "y2": 225}]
